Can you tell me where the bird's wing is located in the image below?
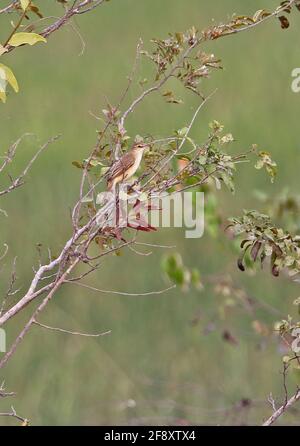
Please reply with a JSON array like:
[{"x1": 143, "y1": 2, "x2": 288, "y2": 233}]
[{"x1": 107, "y1": 152, "x2": 135, "y2": 181}]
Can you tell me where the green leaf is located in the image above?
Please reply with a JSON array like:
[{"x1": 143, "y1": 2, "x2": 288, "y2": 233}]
[
  {"x1": 72, "y1": 160, "x2": 84, "y2": 169},
  {"x1": 162, "y1": 90, "x2": 173, "y2": 97},
  {"x1": 191, "y1": 268, "x2": 203, "y2": 290},
  {"x1": 9, "y1": 32, "x2": 47, "y2": 47},
  {"x1": 161, "y1": 253, "x2": 188, "y2": 287},
  {"x1": 170, "y1": 267, "x2": 185, "y2": 285},
  {"x1": 161, "y1": 253, "x2": 182, "y2": 273},
  {"x1": 175, "y1": 32, "x2": 184, "y2": 44},
  {"x1": 177, "y1": 127, "x2": 189, "y2": 137}
]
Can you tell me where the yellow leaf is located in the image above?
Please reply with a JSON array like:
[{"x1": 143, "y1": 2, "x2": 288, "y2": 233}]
[
  {"x1": 0, "y1": 91, "x2": 7, "y2": 103},
  {"x1": 0, "y1": 63, "x2": 19, "y2": 93},
  {"x1": 20, "y1": 0, "x2": 30, "y2": 10},
  {"x1": 8, "y1": 32, "x2": 46, "y2": 47}
]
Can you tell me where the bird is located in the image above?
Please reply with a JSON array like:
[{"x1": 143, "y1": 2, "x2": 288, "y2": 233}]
[{"x1": 106, "y1": 142, "x2": 149, "y2": 192}]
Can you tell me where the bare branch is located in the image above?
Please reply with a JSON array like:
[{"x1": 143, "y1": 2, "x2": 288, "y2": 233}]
[
  {"x1": 3, "y1": 0, "x2": 107, "y2": 54},
  {"x1": 0, "y1": 256, "x2": 18, "y2": 317},
  {"x1": 0, "y1": 258, "x2": 80, "y2": 370},
  {"x1": 134, "y1": 242, "x2": 176, "y2": 249},
  {"x1": 0, "y1": 382, "x2": 16, "y2": 399},
  {"x1": 65, "y1": 280, "x2": 176, "y2": 296},
  {"x1": 0, "y1": 227, "x2": 84, "y2": 326},
  {"x1": 263, "y1": 388, "x2": 300, "y2": 426},
  {"x1": 0, "y1": 244, "x2": 8, "y2": 262},
  {"x1": 118, "y1": 39, "x2": 198, "y2": 131},
  {"x1": 0, "y1": 406, "x2": 28, "y2": 425},
  {"x1": 0, "y1": 2, "x2": 17, "y2": 15},
  {"x1": 0, "y1": 134, "x2": 31, "y2": 175},
  {"x1": 33, "y1": 319, "x2": 111, "y2": 338},
  {"x1": 0, "y1": 135, "x2": 60, "y2": 197},
  {"x1": 37, "y1": 0, "x2": 106, "y2": 38}
]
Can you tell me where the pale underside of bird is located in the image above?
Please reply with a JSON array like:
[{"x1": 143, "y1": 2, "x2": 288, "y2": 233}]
[{"x1": 106, "y1": 143, "x2": 148, "y2": 191}]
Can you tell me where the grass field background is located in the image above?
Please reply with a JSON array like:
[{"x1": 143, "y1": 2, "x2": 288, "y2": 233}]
[{"x1": 0, "y1": 0, "x2": 300, "y2": 425}]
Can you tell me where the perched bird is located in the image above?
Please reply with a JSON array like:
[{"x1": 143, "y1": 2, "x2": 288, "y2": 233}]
[{"x1": 107, "y1": 142, "x2": 149, "y2": 191}]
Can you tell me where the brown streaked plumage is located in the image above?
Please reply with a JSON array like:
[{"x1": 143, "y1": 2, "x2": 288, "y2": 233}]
[{"x1": 107, "y1": 143, "x2": 149, "y2": 191}]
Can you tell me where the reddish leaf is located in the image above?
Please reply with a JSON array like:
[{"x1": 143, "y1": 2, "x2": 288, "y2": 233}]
[{"x1": 250, "y1": 241, "x2": 262, "y2": 262}]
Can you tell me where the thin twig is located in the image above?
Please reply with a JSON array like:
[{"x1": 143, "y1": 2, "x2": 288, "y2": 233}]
[
  {"x1": 143, "y1": 90, "x2": 217, "y2": 190},
  {"x1": 263, "y1": 388, "x2": 300, "y2": 426},
  {"x1": 3, "y1": 0, "x2": 31, "y2": 47},
  {"x1": 0, "y1": 259, "x2": 80, "y2": 370},
  {"x1": 3, "y1": 0, "x2": 107, "y2": 53},
  {"x1": 0, "y1": 2, "x2": 17, "y2": 15},
  {"x1": 65, "y1": 280, "x2": 176, "y2": 296},
  {"x1": 33, "y1": 319, "x2": 111, "y2": 338},
  {"x1": 0, "y1": 135, "x2": 60, "y2": 197},
  {"x1": 0, "y1": 406, "x2": 28, "y2": 425}
]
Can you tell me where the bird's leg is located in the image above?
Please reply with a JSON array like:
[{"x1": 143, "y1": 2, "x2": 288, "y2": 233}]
[
  {"x1": 115, "y1": 183, "x2": 120, "y2": 228},
  {"x1": 127, "y1": 180, "x2": 142, "y2": 195}
]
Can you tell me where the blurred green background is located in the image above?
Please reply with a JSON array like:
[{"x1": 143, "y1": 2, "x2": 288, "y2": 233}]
[{"x1": 0, "y1": 0, "x2": 300, "y2": 425}]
